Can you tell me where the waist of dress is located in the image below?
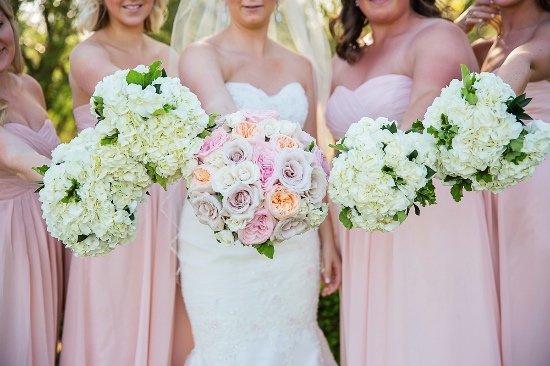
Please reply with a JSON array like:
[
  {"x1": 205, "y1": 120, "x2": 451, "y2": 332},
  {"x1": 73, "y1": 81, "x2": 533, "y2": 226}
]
[{"x1": 0, "y1": 176, "x2": 39, "y2": 200}]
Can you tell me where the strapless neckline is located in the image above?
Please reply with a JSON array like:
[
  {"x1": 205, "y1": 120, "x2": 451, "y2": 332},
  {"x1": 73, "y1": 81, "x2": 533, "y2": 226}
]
[
  {"x1": 334, "y1": 74, "x2": 413, "y2": 94},
  {"x1": 3, "y1": 119, "x2": 54, "y2": 134},
  {"x1": 225, "y1": 81, "x2": 304, "y2": 98}
]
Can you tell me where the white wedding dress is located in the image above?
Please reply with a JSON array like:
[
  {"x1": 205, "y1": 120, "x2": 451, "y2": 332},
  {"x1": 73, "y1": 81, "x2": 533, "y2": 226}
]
[{"x1": 178, "y1": 82, "x2": 336, "y2": 366}]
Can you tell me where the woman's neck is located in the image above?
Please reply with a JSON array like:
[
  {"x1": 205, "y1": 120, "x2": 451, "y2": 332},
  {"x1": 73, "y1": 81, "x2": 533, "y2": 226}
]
[
  {"x1": 500, "y1": 1, "x2": 545, "y2": 35},
  {"x1": 224, "y1": 22, "x2": 270, "y2": 56},
  {"x1": 370, "y1": 10, "x2": 420, "y2": 44},
  {"x1": 0, "y1": 71, "x2": 16, "y2": 99},
  {"x1": 99, "y1": 22, "x2": 147, "y2": 53}
]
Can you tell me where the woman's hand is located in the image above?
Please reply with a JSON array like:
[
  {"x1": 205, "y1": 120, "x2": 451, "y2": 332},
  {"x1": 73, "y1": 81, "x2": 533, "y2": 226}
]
[
  {"x1": 454, "y1": 0, "x2": 500, "y2": 34},
  {"x1": 320, "y1": 228, "x2": 342, "y2": 297}
]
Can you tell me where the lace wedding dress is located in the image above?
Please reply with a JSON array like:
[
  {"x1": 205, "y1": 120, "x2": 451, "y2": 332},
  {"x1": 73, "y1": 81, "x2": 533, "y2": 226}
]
[{"x1": 178, "y1": 82, "x2": 336, "y2": 366}]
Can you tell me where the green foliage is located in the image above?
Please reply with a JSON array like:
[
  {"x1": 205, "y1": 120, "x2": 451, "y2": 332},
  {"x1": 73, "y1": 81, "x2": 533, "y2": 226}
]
[
  {"x1": 339, "y1": 207, "x2": 353, "y2": 229},
  {"x1": 444, "y1": 175, "x2": 473, "y2": 202},
  {"x1": 415, "y1": 179, "x2": 437, "y2": 207},
  {"x1": 427, "y1": 114, "x2": 459, "y2": 149},
  {"x1": 506, "y1": 94, "x2": 533, "y2": 123},
  {"x1": 329, "y1": 138, "x2": 349, "y2": 152},
  {"x1": 460, "y1": 64, "x2": 479, "y2": 105},
  {"x1": 255, "y1": 240, "x2": 275, "y2": 259},
  {"x1": 381, "y1": 121, "x2": 398, "y2": 134},
  {"x1": 317, "y1": 291, "x2": 340, "y2": 364}
]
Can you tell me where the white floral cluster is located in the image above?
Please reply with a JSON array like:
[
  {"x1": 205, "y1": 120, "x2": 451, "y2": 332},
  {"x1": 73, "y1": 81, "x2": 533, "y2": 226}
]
[
  {"x1": 329, "y1": 117, "x2": 437, "y2": 232},
  {"x1": 187, "y1": 110, "x2": 330, "y2": 258},
  {"x1": 422, "y1": 67, "x2": 550, "y2": 198},
  {"x1": 37, "y1": 62, "x2": 209, "y2": 256},
  {"x1": 91, "y1": 61, "x2": 209, "y2": 186},
  {"x1": 38, "y1": 129, "x2": 151, "y2": 257}
]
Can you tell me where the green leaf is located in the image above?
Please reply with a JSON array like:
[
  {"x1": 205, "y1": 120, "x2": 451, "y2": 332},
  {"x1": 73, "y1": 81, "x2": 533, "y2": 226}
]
[
  {"x1": 425, "y1": 166, "x2": 436, "y2": 179},
  {"x1": 306, "y1": 141, "x2": 315, "y2": 152},
  {"x1": 92, "y1": 96, "x2": 104, "y2": 119},
  {"x1": 461, "y1": 64, "x2": 471, "y2": 82},
  {"x1": 100, "y1": 134, "x2": 118, "y2": 146},
  {"x1": 415, "y1": 179, "x2": 437, "y2": 207},
  {"x1": 339, "y1": 207, "x2": 353, "y2": 229},
  {"x1": 161, "y1": 68, "x2": 167, "y2": 78},
  {"x1": 450, "y1": 183, "x2": 464, "y2": 202},
  {"x1": 198, "y1": 130, "x2": 212, "y2": 139},
  {"x1": 126, "y1": 70, "x2": 144, "y2": 86},
  {"x1": 413, "y1": 203, "x2": 420, "y2": 216},
  {"x1": 255, "y1": 240, "x2": 275, "y2": 259},
  {"x1": 408, "y1": 120, "x2": 425, "y2": 133},
  {"x1": 143, "y1": 60, "x2": 163, "y2": 87},
  {"x1": 475, "y1": 169, "x2": 493, "y2": 183},
  {"x1": 61, "y1": 178, "x2": 81, "y2": 203},
  {"x1": 381, "y1": 122, "x2": 398, "y2": 134},
  {"x1": 217, "y1": 192, "x2": 224, "y2": 201},
  {"x1": 77, "y1": 234, "x2": 88, "y2": 243},
  {"x1": 393, "y1": 210, "x2": 407, "y2": 224},
  {"x1": 507, "y1": 93, "x2": 533, "y2": 123},
  {"x1": 208, "y1": 113, "x2": 220, "y2": 128},
  {"x1": 503, "y1": 129, "x2": 528, "y2": 164},
  {"x1": 32, "y1": 164, "x2": 50, "y2": 176},
  {"x1": 465, "y1": 93, "x2": 479, "y2": 105},
  {"x1": 33, "y1": 183, "x2": 45, "y2": 193},
  {"x1": 408, "y1": 149, "x2": 418, "y2": 161},
  {"x1": 152, "y1": 108, "x2": 167, "y2": 116},
  {"x1": 145, "y1": 162, "x2": 167, "y2": 190}
]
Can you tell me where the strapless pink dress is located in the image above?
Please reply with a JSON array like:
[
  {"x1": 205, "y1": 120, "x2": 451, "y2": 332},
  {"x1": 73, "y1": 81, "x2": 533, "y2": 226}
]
[
  {"x1": 326, "y1": 75, "x2": 501, "y2": 366},
  {"x1": 489, "y1": 80, "x2": 550, "y2": 366},
  {"x1": 0, "y1": 120, "x2": 63, "y2": 366},
  {"x1": 60, "y1": 105, "x2": 192, "y2": 366}
]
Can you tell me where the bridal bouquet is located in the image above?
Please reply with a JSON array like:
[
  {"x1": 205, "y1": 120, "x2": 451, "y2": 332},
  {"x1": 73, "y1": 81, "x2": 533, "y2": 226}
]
[
  {"x1": 328, "y1": 117, "x2": 437, "y2": 232},
  {"x1": 415, "y1": 65, "x2": 550, "y2": 201},
  {"x1": 35, "y1": 129, "x2": 151, "y2": 257},
  {"x1": 36, "y1": 61, "x2": 209, "y2": 256},
  {"x1": 186, "y1": 110, "x2": 330, "y2": 258},
  {"x1": 91, "y1": 60, "x2": 209, "y2": 187}
]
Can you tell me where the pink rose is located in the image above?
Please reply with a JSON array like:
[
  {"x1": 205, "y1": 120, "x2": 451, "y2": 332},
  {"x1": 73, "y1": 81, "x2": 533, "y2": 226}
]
[
  {"x1": 252, "y1": 142, "x2": 279, "y2": 191},
  {"x1": 197, "y1": 128, "x2": 228, "y2": 161},
  {"x1": 275, "y1": 148, "x2": 314, "y2": 193},
  {"x1": 312, "y1": 147, "x2": 331, "y2": 178},
  {"x1": 242, "y1": 109, "x2": 280, "y2": 123},
  {"x1": 292, "y1": 125, "x2": 316, "y2": 147},
  {"x1": 237, "y1": 208, "x2": 277, "y2": 245},
  {"x1": 271, "y1": 217, "x2": 310, "y2": 242}
]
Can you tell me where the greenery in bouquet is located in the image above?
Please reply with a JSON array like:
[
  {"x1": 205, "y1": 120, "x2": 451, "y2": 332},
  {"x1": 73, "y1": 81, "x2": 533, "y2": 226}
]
[
  {"x1": 186, "y1": 110, "x2": 330, "y2": 259},
  {"x1": 415, "y1": 65, "x2": 550, "y2": 202},
  {"x1": 329, "y1": 117, "x2": 437, "y2": 232}
]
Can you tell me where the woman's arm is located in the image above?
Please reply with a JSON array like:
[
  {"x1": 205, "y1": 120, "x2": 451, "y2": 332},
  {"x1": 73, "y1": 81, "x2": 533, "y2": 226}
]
[
  {"x1": 401, "y1": 22, "x2": 479, "y2": 129},
  {"x1": 178, "y1": 42, "x2": 237, "y2": 115},
  {"x1": 497, "y1": 22, "x2": 550, "y2": 95},
  {"x1": 0, "y1": 126, "x2": 51, "y2": 183}
]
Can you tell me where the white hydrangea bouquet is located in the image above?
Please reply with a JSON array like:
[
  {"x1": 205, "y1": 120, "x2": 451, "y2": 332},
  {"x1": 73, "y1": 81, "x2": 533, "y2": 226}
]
[
  {"x1": 328, "y1": 117, "x2": 437, "y2": 232},
  {"x1": 414, "y1": 65, "x2": 550, "y2": 201},
  {"x1": 35, "y1": 61, "x2": 209, "y2": 256},
  {"x1": 186, "y1": 110, "x2": 330, "y2": 259},
  {"x1": 34, "y1": 129, "x2": 151, "y2": 257},
  {"x1": 91, "y1": 60, "x2": 209, "y2": 188}
]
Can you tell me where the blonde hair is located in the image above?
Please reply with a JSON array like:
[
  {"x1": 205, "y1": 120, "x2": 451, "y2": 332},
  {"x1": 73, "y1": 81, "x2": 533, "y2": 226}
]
[
  {"x1": 77, "y1": 0, "x2": 168, "y2": 34},
  {"x1": 0, "y1": 0, "x2": 24, "y2": 126}
]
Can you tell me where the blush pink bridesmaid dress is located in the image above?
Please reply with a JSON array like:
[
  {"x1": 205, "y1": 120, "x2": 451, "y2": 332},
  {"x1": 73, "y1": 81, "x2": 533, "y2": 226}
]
[
  {"x1": 0, "y1": 120, "x2": 63, "y2": 366},
  {"x1": 326, "y1": 75, "x2": 502, "y2": 366},
  {"x1": 60, "y1": 105, "x2": 192, "y2": 366},
  {"x1": 489, "y1": 79, "x2": 550, "y2": 366}
]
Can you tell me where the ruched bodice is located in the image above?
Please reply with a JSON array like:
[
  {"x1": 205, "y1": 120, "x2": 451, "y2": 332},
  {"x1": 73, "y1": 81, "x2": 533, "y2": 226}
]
[
  {"x1": 73, "y1": 104, "x2": 97, "y2": 133},
  {"x1": 0, "y1": 120, "x2": 60, "y2": 199},
  {"x1": 226, "y1": 82, "x2": 308, "y2": 126},
  {"x1": 326, "y1": 74, "x2": 412, "y2": 139}
]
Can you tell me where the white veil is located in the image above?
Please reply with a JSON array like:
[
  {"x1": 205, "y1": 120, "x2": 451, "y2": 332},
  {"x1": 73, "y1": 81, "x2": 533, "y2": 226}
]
[{"x1": 170, "y1": 0, "x2": 334, "y2": 150}]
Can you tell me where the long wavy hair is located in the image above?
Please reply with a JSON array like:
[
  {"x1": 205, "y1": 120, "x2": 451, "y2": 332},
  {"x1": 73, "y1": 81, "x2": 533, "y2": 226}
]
[
  {"x1": 77, "y1": 0, "x2": 168, "y2": 34},
  {"x1": 330, "y1": 0, "x2": 442, "y2": 64},
  {"x1": 0, "y1": 0, "x2": 24, "y2": 125}
]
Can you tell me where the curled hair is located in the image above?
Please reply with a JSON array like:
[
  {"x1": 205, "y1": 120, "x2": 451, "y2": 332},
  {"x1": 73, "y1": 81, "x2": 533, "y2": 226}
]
[
  {"x1": 539, "y1": 0, "x2": 550, "y2": 12},
  {"x1": 0, "y1": 0, "x2": 24, "y2": 125},
  {"x1": 330, "y1": 0, "x2": 442, "y2": 64},
  {"x1": 77, "y1": 0, "x2": 168, "y2": 34}
]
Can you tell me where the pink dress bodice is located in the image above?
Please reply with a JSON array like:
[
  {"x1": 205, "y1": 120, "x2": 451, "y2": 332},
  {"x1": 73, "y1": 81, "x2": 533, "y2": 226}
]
[
  {"x1": 523, "y1": 79, "x2": 550, "y2": 121},
  {"x1": 73, "y1": 104, "x2": 97, "y2": 133},
  {"x1": 325, "y1": 75, "x2": 412, "y2": 140},
  {"x1": 0, "y1": 120, "x2": 60, "y2": 199}
]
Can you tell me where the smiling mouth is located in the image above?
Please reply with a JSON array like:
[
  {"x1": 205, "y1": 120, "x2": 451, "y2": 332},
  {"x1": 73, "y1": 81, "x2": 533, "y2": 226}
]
[
  {"x1": 242, "y1": 5, "x2": 263, "y2": 9},
  {"x1": 122, "y1": 4, "x2": 142, "y2": 10}
]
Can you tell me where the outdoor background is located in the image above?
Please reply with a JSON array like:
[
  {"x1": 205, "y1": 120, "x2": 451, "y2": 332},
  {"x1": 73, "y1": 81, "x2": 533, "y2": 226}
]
[{"x1": 9, "y1": 0, "x2": 479, "y2": 363}]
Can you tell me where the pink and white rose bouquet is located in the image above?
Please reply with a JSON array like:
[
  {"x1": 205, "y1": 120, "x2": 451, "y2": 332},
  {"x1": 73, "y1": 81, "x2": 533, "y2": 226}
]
[{"x1": 187, "y1": 110, "x2": 330, "y2": 258}]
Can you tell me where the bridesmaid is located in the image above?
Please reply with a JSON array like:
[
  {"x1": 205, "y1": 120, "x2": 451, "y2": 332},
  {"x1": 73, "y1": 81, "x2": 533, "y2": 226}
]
[
  {"x1": 60, "y1": 1, "x2": 192, "y2": 365},
  {"x1": 0, "y1": 1, "x2": 63, "y2": 364},
  {"x1": 471, "y1": 0, "x2": 550, "y2": 364},
  {"x1": 326, "y1": 0, "x2": 502, "y2": 365}
]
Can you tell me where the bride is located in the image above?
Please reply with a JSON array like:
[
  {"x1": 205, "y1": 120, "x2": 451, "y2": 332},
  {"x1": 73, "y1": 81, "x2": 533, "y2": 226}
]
[{"x1": 171, "y1": 0, "x2": 340, "y2": 365}]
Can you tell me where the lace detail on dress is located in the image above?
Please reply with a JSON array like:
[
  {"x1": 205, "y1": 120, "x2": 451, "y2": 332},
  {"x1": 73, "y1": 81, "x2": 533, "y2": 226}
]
[{"x1": 225, "y1": 82, "x2": 308, "y2": 127}]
